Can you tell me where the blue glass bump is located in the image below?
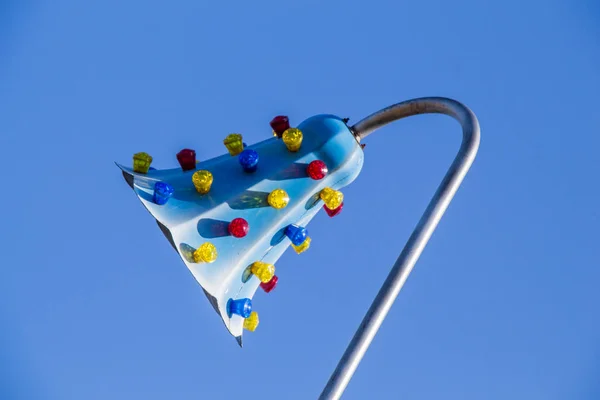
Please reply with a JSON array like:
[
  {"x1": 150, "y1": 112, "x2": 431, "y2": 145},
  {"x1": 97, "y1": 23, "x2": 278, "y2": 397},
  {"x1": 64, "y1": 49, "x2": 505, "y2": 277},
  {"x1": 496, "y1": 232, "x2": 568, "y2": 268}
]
[
  {"x1": 153, "y1": 181, "x2": 174, "y2": 205},
  {"x1": 284, "y1": 224, "x2": 308, "y2": 246},
  {"x1": 238, "y1": 149, "x2": 259, "y2": 173},
  {"x1": 227, "y1": 298, "x2": 252, "y2": 318}
]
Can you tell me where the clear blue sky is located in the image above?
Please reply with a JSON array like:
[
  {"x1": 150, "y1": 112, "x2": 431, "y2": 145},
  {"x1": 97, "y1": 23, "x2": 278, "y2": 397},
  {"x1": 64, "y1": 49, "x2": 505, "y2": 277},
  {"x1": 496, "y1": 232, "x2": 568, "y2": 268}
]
[{"x1": 1, "y1": 1, "x2": 599, "y2": 399}]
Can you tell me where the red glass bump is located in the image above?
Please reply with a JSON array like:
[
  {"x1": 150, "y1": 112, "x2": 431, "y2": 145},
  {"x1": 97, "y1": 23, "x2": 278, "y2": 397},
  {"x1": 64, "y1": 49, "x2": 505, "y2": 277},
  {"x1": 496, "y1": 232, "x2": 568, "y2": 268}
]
[
  {"x1": 177, "y1": 149, "x2": 197, "y2": 171},
  {"x1": 270, "y1": 116, "x2": 290, "y2": 138},
  {"x1": 307, "y1": 160, "x2": 328, "y2": 180},
  {"x1": 324, "y1": 202, "x2": 344, "y2": 217},
  {"x1": 260, "y1": 275, "x2": 278, "y2": 293},
  {"x1": 228, "y1": 218, "x2": 249, "y2": 238}
]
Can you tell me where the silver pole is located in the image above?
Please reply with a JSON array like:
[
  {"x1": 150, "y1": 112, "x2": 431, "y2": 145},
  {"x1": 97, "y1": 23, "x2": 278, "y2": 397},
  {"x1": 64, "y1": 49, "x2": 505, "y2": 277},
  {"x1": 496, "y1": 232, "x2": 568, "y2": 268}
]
[{"x1": 319, "y1": 97, "x2": 481, "y2": 399}]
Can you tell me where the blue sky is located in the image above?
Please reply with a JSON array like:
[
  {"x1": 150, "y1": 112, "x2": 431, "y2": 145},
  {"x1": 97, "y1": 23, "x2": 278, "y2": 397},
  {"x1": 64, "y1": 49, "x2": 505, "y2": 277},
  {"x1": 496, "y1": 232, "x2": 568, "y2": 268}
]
[{"x1": 1, "y1": 0, "x2": 599, "y2": 399}]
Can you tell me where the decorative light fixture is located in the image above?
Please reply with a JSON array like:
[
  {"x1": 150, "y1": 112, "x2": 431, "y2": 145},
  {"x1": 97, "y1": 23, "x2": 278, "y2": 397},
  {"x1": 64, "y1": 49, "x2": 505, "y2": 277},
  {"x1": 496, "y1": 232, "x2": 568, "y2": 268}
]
[{"x1": 117, "y1": 97, "x2": 480, "y2": 400}]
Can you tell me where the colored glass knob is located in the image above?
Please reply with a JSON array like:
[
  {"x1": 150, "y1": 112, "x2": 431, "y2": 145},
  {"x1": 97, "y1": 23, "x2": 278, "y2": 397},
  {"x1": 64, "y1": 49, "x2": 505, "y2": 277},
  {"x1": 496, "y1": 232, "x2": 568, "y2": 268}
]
[
  {"x1": 268, "y1": 189, "x2": 289, "y2": 209},
  {"x1": 284, "y1": 224, "x2": 308, "y2": 246},
  {"x1": 291, "y1": 237, "x2": 311, "y2": 254},
  {"x1": 260, "y1": 275, "x2": 278, "y2": 293},
  {"x1": 192, "y1": 170, "x2": 213, "y2": 194},
  {"x1": 153, "y1": 181, "x2": 174, "y2": 205},
  {"x1": 250, "y1": 261, "x2": 275, "y2": 283},
  {"x1": 193, "y1": 242, "x2": 218, "y2": 263},
  {"x1": 270, "y1": 115, "x2": 290, "y2": 138},
  {"x1": 243, "y1": 311, "x2": 259, "y2": 331},
  {"x1": 324, "y1": 202, "x2": 344, "y2": 217},
  {"x1": 320, "y1": 187, "x2": 343, "y2": 210},
  {"x1": 282, "y1": 128, "x2": 303, "y2": 152},
  {"x1": 177, "y1": 149, "x2": 196, "y2": 171},
  {"x1": 228, "y1": 298, "x2": 252, "y2": 318},
  {"x1": 238, "y1": 149, "x2": 259, "y2": 173},
  {"x1": 224, "y1": 134, "x2": 244, "y2": 156},
  {"x1": 133, "y1": 152, "x2": 153, "y2": 174},
  {"x1": 229, "y1": 218, "x2": 249, "y2": 238},
  {"x1": 307, "y1": 160, "x2": 328, "y2": 180}
]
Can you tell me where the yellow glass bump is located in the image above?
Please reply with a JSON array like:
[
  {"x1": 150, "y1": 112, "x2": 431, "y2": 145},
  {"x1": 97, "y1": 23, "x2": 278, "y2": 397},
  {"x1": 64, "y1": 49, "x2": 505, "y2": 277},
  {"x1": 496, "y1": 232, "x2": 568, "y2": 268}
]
[
  {"x1": 133, "y1": 152, "x2": 153, "y2": 174},
  {"x1": 267, "y1": 188, "x2": 290, "y2": 209},
  {"x1": 320, "y1": 187, "x2": 343, "y2": 210},
  {"x1": 192, "y1": 170, "x2": 213, "y2": 194},
  {"x1": 292, "y1": 236, "x2": 311, "y2": 254},
  {"x1": 193, "y1": 242, "x2": 218, "y2": 263},
  {"x1": 223, "y1": 133, "x2": 244, "y2": 156},
  {"x1": 282, "y1": 128, "x2": 303, "y2": 152},
  {"x1": 243, "y1": 311, "x2": 259, "y2": 332},
  {"x1": 250, "y1": 261, "x2": 275, "y2": 283}
]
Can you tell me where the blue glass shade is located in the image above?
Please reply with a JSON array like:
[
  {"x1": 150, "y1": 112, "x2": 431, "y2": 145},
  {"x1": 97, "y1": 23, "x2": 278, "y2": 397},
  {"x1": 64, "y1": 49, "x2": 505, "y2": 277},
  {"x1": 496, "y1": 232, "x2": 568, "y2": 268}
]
[
  {"x1": 238, "y1": 149, "x2": 259, "y2": 173},
  {"x1": 284, "y1": 224, "x2": 308, "y2": 246},
  {"x1": 227, "y1": 298, "x2": 252, "y2": 318},
  {"x1": 153, "y1": 181, "x2": 174, "y2": 205}
]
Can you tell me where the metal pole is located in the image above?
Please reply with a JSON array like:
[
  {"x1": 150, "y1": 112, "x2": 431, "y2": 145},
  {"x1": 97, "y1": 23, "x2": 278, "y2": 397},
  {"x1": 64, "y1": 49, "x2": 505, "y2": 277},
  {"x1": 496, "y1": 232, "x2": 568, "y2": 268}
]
[{"x1": 319, "y1": 97, "x2": 481, "y2": 399}]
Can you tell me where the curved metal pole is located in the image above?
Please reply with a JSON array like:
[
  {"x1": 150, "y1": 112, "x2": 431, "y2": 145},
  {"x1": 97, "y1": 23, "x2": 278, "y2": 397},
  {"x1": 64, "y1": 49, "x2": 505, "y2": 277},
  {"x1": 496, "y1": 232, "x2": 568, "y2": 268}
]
[{"x1": 319, "y1": 97, "x2": 481, "y2": 399}]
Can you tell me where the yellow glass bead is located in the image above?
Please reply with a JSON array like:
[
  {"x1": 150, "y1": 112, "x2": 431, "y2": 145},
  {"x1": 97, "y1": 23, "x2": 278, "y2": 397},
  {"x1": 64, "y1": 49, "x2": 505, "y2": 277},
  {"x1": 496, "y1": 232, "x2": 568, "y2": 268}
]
[
  {"x1": 282, "y1": 128, "x2": 303, "y2": 152},
  {"x1": 193, "y1": 242, "x2": 217, "y2": 263},
  {"x1": 133, "y1": 152, "x2": 153, "y2": 173},
  {"x1": 223, "y1": 133, "x2": 244, "y2": 156},
  {"x1": 320, "y1": 187, "x2": 343, "y2": 210},
  {"x1": 243, "y1": 311, "x2": 259, "y2": 332},
  {"x1": 268, "y1": 189, "x2": 290, "y2": 209},
  {"x1": 250, "y1": 261, "x2": 275, "y2": 283},
  {"x1": 292, "y1": 237, "x2": 311, "y2": 254},
  {"x1": 192, "y1": 170, "x2": 213, "y2": 194}
]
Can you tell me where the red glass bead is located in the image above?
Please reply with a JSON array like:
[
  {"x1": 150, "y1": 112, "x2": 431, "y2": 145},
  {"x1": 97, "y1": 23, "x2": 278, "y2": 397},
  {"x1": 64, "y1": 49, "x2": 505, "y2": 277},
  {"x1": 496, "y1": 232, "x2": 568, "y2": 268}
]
[
  {"x1": 307, "y1": 160, "x2": 328, "y2": 180},
  {"x1": 260, "y1": 275, "x2": 278, "y2": 293},
  {"x1": 177, "y1": 149, "x2": 197, "y2": 171},
  {"x1": 228, "y1": 218, "x2": 249, "y2": 238},
  {"x1": 270, "y1": 116, "x2": 290, "y2": 138},
  {"x1": 324, "y1": 202, "x2": 343, "y2": 217}
]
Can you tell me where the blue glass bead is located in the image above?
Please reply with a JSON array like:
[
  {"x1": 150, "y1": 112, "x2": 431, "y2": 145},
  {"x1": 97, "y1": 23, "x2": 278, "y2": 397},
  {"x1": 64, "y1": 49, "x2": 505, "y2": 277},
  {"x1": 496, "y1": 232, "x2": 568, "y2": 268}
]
[
  {"x1": 284, "y1": 224, "x2": 308, "y2": 246},
  {"x1": 238, "y1": 149, "x2": 259, "y2": 173},
  {"x1": 227, "y1": 298, "x2": 252, "y2": 318},
  {"x1": 153, "y1": 181, "x2": 174, "y2": 205}
]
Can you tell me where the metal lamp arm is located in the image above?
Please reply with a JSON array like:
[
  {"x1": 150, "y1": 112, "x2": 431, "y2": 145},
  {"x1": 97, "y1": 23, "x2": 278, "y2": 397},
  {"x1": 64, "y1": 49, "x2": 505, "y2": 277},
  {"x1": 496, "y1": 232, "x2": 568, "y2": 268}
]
[{"x1": 319, "y1": 97, "x2": 481, "y2": 400}]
